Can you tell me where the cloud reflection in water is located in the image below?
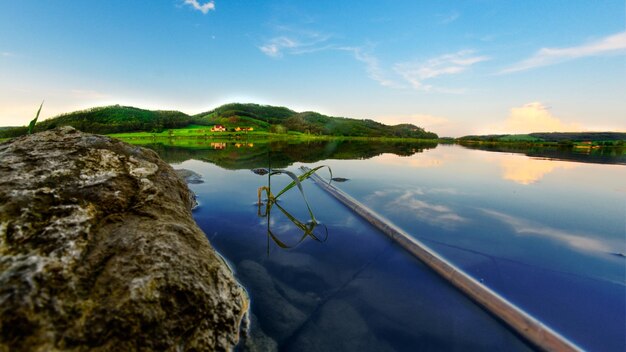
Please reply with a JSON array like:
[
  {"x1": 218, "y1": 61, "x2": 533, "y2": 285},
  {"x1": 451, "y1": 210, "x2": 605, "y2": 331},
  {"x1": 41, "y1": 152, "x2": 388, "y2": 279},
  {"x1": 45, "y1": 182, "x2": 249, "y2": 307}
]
[
  {"x1": 370, "y1": 189, "x2": 467, "y2": 230},
  {"x1": 500, "y1": 157, "x2": 577, "y2": 185},
  {"x1": 481, "y1": 209, "x2": 620, "y2": 255}
]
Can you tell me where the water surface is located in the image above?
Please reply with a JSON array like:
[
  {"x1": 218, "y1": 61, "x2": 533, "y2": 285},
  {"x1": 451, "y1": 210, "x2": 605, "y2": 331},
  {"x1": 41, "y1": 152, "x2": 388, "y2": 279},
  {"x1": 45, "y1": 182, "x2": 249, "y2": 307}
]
[{"x1": 146, "y1": 140, "x2": 624, "y2": 351}]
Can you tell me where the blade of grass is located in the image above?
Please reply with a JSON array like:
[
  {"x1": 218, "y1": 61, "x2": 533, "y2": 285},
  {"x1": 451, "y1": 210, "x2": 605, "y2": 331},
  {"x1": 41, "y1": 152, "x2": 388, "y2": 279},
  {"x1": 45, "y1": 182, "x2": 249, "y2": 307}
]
[
  {"x1": 270, "y1": 169, "x2": 318, "y2": 222},
  {"x1": 271, "y1": 166, "x2": 332, "y2": 222},
  {"x1": 28, "y1": 101, "x2": 44, "y2": 135},
  {"x1": 274, "y1": 165, "x2": 332, "y2": 199}
]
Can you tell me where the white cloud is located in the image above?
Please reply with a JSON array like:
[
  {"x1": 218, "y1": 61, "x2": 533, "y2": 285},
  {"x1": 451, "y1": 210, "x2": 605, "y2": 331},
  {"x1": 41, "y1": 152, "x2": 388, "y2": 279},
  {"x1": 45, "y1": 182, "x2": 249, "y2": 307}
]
[
  {"x1": 183, "y1": 0, "x2": 215, "y2": 14},
  {"x1": 1, "y1": 52, "x2": 15, "y2": 57},
  {"x1": 494, "y1": 102, "x2": 581, "y2": 134},
  {"x1": 502, "y1": 31, "x2": 626, "y2": 73},
  {"x1": 394, "y1": 50, "x2": 489, "y2": 91}
]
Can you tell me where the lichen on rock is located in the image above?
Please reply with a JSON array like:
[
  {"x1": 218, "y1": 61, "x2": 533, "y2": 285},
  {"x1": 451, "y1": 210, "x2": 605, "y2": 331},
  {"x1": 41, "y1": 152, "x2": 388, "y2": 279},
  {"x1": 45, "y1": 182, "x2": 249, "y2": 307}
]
[{"x1": 0, "y1": 127, "x2": 248, "y2": 351}]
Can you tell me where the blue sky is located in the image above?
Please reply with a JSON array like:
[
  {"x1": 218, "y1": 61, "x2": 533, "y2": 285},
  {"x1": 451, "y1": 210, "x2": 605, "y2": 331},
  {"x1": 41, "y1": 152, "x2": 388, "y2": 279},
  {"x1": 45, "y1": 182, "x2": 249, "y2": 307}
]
[{"x1": 1, "y1": 0, "x2": 624, "y2": 136}]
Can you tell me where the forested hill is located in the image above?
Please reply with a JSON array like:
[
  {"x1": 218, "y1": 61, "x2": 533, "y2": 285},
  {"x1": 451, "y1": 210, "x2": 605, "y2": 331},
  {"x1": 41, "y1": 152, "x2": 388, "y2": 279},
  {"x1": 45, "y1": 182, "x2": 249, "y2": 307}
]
[
  {"x1": 458, "y1": 132, "x2": 626, "y2": 143},
  {"x1": 0, "y1": 106, "x2": 194, "y2": 138},
  {"x1": 194, "y1": 103, "x2": 438, "y2": 138},
  {"x1": 0, "y1": 103, "x2": 439, "y2": 139}
]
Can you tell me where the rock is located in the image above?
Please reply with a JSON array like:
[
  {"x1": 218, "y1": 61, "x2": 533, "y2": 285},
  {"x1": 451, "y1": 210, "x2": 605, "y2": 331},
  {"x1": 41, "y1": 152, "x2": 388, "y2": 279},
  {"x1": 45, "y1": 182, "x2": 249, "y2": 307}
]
[
  {"x1": 267, "y1": 252, "x2": 335, "y2": 294},
  {"x1": 284, "y1": 299, "x2": 395, "y2": 352},
  {"x1": 175, "y1": 169, "x2": 204, "y2": 184},
  {"x1": 237, "y1": 260, "x2": 307, "y2": 343},
  {"x1": 0, "y1": 127, "x2": 249, "y2": 351}
]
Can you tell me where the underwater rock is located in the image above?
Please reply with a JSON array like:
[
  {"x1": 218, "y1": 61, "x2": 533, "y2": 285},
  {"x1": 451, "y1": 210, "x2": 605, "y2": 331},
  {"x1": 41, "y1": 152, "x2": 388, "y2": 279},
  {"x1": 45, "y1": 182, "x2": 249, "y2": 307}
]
[
  {"x1": 284, "y1": 299, "x2": 395, "y2": 352},
  {"x1": 238, "y1": 313, "x2": 279, "y2": 352},
  {"x1": 0, "y1": 127, "x2": 248, "y2": 351},
  {"x1": 237, "y1": 260, "x2": 307, "y2": 343},
  {"x1": 267, "y1": 252, "x2": 336, "y2": 295}
]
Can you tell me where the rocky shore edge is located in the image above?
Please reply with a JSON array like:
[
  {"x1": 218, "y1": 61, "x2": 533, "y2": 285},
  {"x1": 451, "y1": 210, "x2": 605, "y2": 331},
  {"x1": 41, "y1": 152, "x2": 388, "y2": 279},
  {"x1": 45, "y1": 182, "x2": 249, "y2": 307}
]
[{"x1": 0, "y1": 127, "x2": 249, "y2": 351}]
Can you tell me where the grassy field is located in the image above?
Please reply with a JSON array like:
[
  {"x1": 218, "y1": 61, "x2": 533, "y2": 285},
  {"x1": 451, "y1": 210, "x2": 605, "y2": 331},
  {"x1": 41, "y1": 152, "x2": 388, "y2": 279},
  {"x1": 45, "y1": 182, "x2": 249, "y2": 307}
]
[{"x1": 0, "y1": 128, "x2": 445, "y2": 145}]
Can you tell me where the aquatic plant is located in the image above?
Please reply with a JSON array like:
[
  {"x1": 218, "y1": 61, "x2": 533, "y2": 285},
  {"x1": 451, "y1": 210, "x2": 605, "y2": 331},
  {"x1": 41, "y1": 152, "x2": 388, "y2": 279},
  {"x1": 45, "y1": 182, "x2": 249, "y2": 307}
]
[
  {"x1": 28, "y1": 101, "x2": 44, "y2": 135},
  {"x1": 256, "y1": 165, "x2": 332, "y2": 222}
]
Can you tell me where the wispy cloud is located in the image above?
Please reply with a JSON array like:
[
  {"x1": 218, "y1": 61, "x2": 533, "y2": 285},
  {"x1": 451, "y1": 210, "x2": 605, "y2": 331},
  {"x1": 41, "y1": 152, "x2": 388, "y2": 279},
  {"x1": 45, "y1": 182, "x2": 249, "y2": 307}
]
[
  {"x1": 183, "y1": 0, "x2": 215, "y2": 14},
  {"x1": 340, "y1": 47, "x2": 402, "y2": 88},
  {"x1": 258, "y1": 26, "x2": 485, "y2": 93},
  {"x1": 338, "y1": 48, "x2": 487, "y2": 92},
  {"x1": 258, "y1": 38, "x2": 402, "y2": 87},
  {"x1": 501, "y1": 31, "x2": 626, "y2": 73},
  {"x1": 259, "y1": 37, "x2": 299, "y2": 57},
  {"x1": 1, "y1": 52, "x2": 14, "y2": 57},
  {"x1": 259, "y1": 31, "x2": 331, "y2": 58},
  {"x1": 393, "y1": 50, "x2": 489, "y2": 91}
]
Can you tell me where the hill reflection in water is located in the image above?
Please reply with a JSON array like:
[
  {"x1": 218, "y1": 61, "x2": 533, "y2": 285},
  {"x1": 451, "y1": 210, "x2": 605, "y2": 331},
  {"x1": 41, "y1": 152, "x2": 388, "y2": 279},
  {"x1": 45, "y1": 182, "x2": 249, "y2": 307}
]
[{"x1": 138, "y1": 139, "x2": 439, "y2": 169}]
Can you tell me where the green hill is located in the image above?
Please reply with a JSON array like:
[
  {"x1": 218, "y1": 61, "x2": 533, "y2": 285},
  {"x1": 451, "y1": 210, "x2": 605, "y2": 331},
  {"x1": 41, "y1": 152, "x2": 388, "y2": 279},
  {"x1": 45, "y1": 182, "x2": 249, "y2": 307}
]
[
  {"x1": 195, "y1": 103, "x2": 438, "y2": 138},
  {"x1": 0, "y1": 105, "x2": 194, "y2": 138},
  {"x1": 194, "y1": 103, "x2": 296, "y2": 124},
  {"x1": 458, "y1": 132, "x2": 626, "y2": 143},
  {"x1": 0, "y1": 103, "x2": 438, "y2": 139}
]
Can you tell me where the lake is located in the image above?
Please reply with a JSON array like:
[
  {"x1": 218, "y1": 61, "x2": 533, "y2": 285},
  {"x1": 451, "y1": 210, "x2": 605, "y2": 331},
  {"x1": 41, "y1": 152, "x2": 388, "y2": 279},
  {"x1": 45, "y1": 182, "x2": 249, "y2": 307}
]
[{"x1": 142, "y1": 139, "x2": 625, "y2": 352}]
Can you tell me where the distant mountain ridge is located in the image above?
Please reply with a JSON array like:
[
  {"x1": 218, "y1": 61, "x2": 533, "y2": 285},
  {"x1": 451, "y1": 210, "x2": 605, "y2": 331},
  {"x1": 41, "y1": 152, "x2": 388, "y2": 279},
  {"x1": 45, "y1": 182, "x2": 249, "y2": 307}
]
[
  {"x1": 0, "y1": 103, "x2": 438, "y2": 139},
  {"x1": 458, "y1": 132, "x2": 626, "y2": 142}
]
